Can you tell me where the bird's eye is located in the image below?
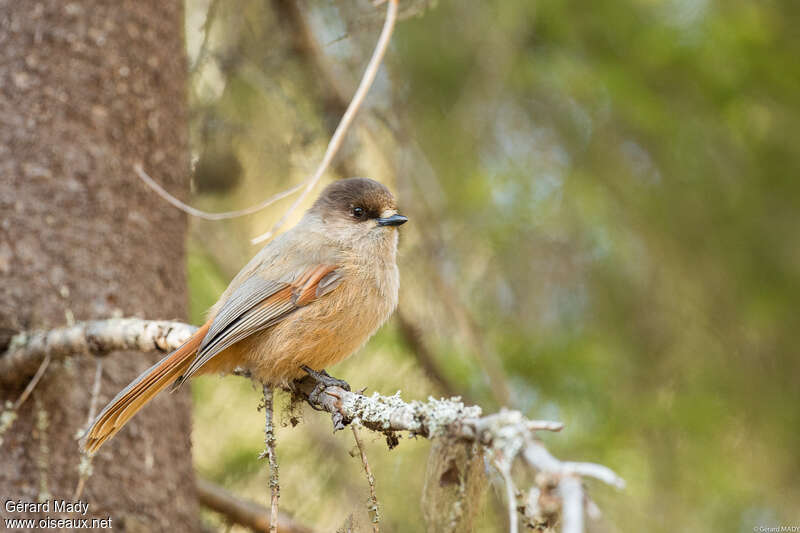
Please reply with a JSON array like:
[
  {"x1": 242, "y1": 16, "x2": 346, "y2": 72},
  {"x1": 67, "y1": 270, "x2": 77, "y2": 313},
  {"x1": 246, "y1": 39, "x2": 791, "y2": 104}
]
[{"x1": 351, "y1": 206, "x2": 365, "y2": 219}]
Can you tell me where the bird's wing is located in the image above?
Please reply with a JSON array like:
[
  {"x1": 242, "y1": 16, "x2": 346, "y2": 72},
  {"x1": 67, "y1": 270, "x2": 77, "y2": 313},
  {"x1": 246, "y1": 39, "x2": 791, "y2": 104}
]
[{"x1": 178, "y1": 264, "x2": 344, "y2": 383}]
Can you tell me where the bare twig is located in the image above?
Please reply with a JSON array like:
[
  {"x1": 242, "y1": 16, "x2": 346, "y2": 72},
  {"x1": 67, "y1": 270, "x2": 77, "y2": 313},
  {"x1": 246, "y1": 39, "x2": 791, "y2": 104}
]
[
  {"x1": 84, "y1": 360, "x2": 104, "y2": 428},
  {"x1": 521, "y1": 438, "x2": 624, "y2": 489},
  {"x1": 73, "y1": 360, "x2": 103, "y2": 500},
  {"x1": 0, "y1": 352, "x2": 51, "y2": 447},
  {"x1": 35, "y1": 394, "x2": 51, "y2": 501},
  {"x1": 13, "y1": 352, "x2": 51, "y2": 410},
  {"x1": 134, "y1": 164, "x2": 306, "y2": 221},
  {"x1": 197, "y1": 477, "x2": 315, "y2": 533},
  {"x1": 250, "y1": 0, "x2": 399, "y2": 244},
  {"x1": 259, "y1": 384, "x2": 280, "y2": 533},
  {"x1": 493, "y1": 456, "x2": 519, "y2": 533},
  {"x1": 559, "y1": 476, "x2": 584, "y2": 533},
  {"x1": 528, "y1": 420, "x2": 564, "y2": 432},
  {"x1": 352, "y1": 425, "x2": 381, "y2": 532}
]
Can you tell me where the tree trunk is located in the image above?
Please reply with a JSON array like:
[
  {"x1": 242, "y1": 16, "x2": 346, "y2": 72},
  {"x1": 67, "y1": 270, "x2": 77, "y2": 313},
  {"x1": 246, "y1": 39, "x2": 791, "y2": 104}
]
[{"x1": 0, "y1": 1, "x2": 197, "y2": 530}]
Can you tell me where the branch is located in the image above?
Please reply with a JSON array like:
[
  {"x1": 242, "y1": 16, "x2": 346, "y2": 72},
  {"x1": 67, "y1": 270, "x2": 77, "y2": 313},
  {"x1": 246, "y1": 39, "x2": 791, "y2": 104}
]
[
  {"x1": 0, "y1": 318, "x2": 197, "y2": 386},
  {"x1": 134, "y1": 164, "x2": 307, "y2": 221},
  {"x1": 197, "y1": 478, "x2": 315, "y2": 533},
  {"x1": 291, "y1": 377, "x2": 623, "y2": 480},
  {"x1": 73, "y1": 359, "x2": 103, "y2": 500},
  {"x1": 494, "y1": 455, "x2": 519, "y2": 533},
  {"x1": 290, "y1": 380, "x2": 623, "y2": 532},
  {"x1": 351, "y1": 424, "x2": 381, "y2": 531},
  {"x1": 1, "y1": 318, "x2": 624, "y2": 532},
  {"x1": 258, "y1": 384, "x2": 280, "y2": 533},
  {"x1": 0, "y1": 352, "x2": 51, "y2": 446}
]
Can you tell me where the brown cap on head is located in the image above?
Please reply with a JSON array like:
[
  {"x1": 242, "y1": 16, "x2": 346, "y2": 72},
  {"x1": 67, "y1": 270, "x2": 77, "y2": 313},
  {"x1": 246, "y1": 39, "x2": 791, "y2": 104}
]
[{"x1": 312, "y1": 178, "x2": 401, "y2": 223}]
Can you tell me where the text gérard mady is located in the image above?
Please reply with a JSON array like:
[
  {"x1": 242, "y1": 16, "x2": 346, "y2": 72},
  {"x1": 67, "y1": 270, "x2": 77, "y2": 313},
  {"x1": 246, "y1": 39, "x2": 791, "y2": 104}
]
[{"x1": 4, "y1": 499, "x2": 112, "y2": 529}]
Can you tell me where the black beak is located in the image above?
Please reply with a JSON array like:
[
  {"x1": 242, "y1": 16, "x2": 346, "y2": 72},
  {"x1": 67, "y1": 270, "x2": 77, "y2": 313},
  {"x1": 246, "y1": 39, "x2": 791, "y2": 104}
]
[{"x1": 377, "y1": 214, "x2": 408, "y2": 227}]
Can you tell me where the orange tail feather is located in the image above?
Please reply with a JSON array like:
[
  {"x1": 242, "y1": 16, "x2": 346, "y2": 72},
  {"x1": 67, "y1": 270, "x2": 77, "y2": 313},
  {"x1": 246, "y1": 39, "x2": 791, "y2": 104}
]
[{"x1": 81, "y1": 321, "x2": 211, "y2": 455}]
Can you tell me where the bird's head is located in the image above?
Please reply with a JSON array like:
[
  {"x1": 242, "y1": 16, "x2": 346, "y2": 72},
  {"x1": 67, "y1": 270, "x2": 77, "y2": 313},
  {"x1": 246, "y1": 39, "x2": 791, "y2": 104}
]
[{"x1": 310, "y1": 178, "x2": 407, "y2": 250}]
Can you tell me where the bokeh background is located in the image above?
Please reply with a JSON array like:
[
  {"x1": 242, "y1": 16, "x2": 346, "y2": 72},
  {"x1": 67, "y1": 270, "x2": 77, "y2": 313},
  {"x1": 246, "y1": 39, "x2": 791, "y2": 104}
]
[{"x1": 181, "y1": 1, "x2": 800, "y2": 531}]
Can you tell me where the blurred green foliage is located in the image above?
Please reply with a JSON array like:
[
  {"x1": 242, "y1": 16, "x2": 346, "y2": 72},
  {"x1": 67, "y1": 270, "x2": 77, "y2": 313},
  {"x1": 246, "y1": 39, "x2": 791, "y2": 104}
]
[{"x1": 184, "y1": 0, "x2": 800, "y2": 531}]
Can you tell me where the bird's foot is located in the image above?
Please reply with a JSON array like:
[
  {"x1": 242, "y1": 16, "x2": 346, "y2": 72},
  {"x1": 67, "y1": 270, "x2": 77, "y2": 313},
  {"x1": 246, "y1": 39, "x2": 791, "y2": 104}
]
[
  {"x1": 300, "y1": 367, "x2": 351, "y2": 431},
  {"x1": 301, "y1": 366, "x2": 351, "y2": 392}
]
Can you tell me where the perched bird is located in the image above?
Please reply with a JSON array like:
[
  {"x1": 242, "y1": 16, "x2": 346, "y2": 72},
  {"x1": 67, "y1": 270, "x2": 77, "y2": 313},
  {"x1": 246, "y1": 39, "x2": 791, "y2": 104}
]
[{"x1": 83, "y1": 178, "x2": 407, "y2": 454}]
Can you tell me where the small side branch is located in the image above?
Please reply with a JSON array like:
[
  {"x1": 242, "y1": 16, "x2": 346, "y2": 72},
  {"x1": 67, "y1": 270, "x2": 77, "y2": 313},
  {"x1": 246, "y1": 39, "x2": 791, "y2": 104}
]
[
  {"x1": 73, "y1": 359, "x2": 103, "y2": 500},
  {"x1": 0, "y1": 353, "x2": 51, "y2": 446},
  {"x1": 352, "y1": 425, "x2": 380, "y2": 532},
  {"x1": 494, "y1": 456, "x2": 519, "y2": 533},
  {"x1": 259, "y1": 384, "x2": 280, "y2": 533}
]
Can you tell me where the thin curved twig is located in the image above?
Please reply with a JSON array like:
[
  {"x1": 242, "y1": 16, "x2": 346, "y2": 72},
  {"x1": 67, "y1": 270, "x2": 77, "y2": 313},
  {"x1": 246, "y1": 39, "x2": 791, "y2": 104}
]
[
  {"x1": 493, "y1": 456, "x2": 519, "y2": 533},
  {"x1": 132, "y1": 0, "x2": 400, "y2": 238},
  {"x1": 0, "y1": 353, "x2": 51, "y2": 447},
  {"x1": 73, "y1": 359, "x2": 103, "y2": 500},
  {"x1": 250, "y1": 0, "x2": 399, "y2": 244},
  {"x1": 352, "y1": 424, "x2": 381, "y2": 532},
  {"x1": 134, "y1": 165, "x2": 306, "y2": 220},
  {"x1": 13, "y1": 352, "x2": 51, "y2": 410}
]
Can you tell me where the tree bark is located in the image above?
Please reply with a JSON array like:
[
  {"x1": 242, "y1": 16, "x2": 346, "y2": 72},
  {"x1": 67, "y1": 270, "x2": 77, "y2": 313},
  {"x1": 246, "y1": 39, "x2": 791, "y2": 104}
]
[{"x1": 0, "y1": 0, "x2": 197, "y2": 530}]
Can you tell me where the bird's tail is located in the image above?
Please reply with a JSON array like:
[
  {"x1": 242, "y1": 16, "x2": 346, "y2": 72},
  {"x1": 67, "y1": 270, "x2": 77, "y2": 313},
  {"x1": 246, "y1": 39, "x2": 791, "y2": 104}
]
[{"x1": 81, "y1": 321, "x2": 210, "y2": 455}]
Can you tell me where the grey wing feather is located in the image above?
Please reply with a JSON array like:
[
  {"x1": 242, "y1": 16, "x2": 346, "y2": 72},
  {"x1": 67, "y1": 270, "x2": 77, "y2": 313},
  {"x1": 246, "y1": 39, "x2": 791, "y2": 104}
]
[
  {"x1": 200, "y1": 276, "x2": 287, "y2": 351},
  {"x1": 195, "y1": 299, "x2": 295, "y2": 363},
  {"x1": 179, "y1": 276, "x2": 295, "y2": 383},
  {"x1": 176, "y1": 267, "x2": 343, "y2": 386}
]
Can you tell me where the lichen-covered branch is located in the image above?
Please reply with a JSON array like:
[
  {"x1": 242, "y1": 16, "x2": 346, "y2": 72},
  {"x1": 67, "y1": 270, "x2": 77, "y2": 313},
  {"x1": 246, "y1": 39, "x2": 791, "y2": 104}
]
[
  {"x1": 292, "y1": 376, "x2": 624, "y2": 532},
  {"x1": 1, "y1": 318, "x2": 624, "y2": 532},
  {"x1": 259, "y1": 384, "x2": 280, "y2": 533}
]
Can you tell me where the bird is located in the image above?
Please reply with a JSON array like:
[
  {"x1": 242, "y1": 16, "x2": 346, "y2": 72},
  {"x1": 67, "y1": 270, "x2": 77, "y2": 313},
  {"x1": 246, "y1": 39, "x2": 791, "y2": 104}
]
[{"x1": 82, "y1": 178, "x2": 407, "y2": 454}]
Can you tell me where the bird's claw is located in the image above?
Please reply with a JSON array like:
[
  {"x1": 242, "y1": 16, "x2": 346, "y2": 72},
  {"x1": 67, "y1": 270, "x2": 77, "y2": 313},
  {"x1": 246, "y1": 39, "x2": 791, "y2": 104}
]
[
  {"x1": 301, "y1": 366, "x2": 351, "y2": 391},
  {"x1": 301, "y1": 366, "x2": 352, "y2": 431},
  {"x1": 306, "y1": 381, "x2": 328, "y2": 412}
]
